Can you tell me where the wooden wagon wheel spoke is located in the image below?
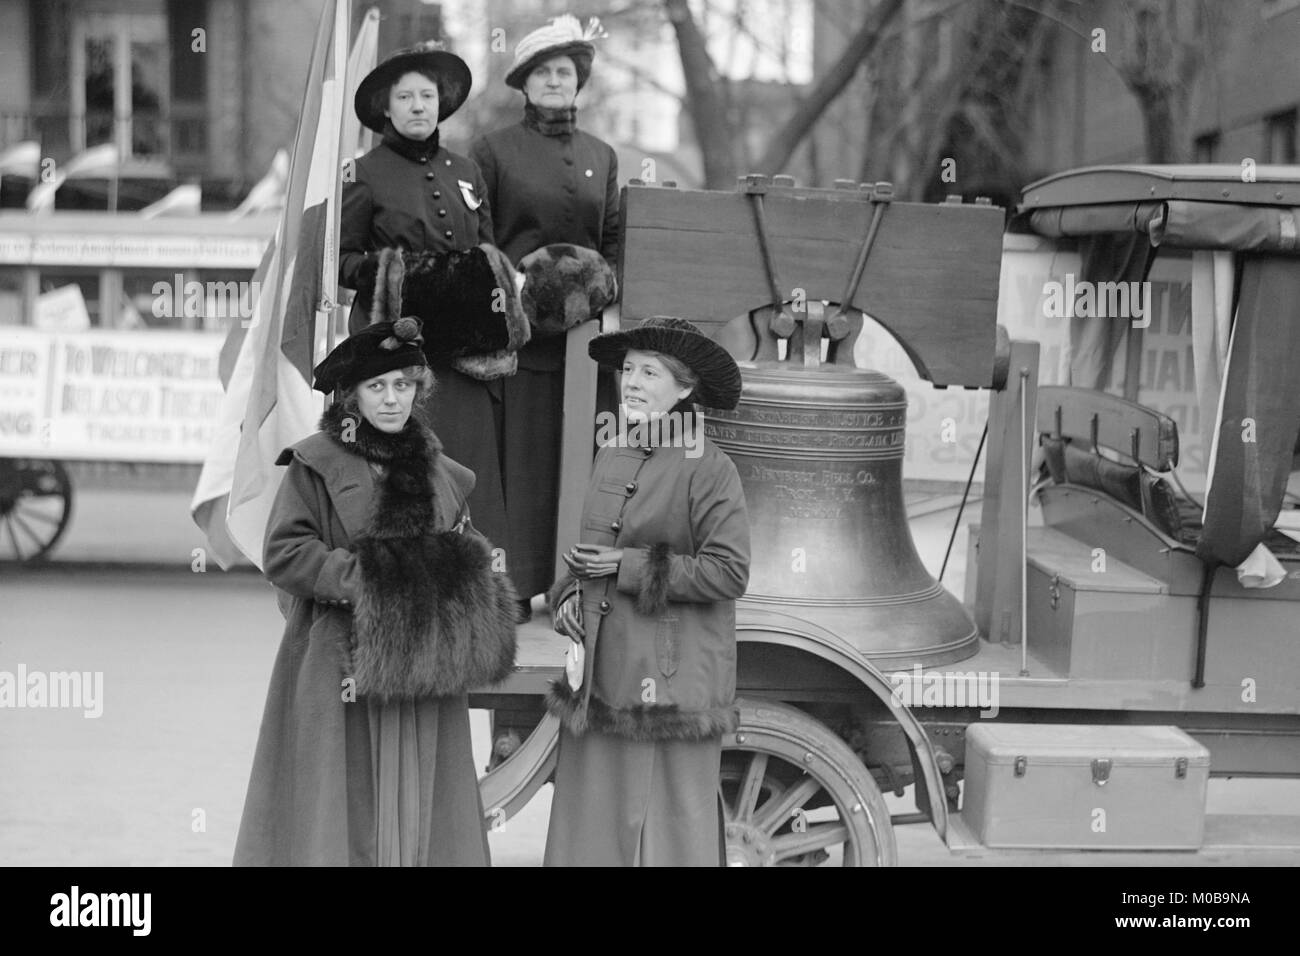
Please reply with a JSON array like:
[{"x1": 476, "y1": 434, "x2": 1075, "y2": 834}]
[
  {"x1": 770, "y1": 823, "x2": 850, "y2": 863},
  {"x1": 14, "y1": 506, "x2": 62, "y2": 526},
  {"x1": 751, "y1": 774, "x2": 821, "y2": 836},
  {"x1": 4, "y1": 514, "x2": 31, "y2": 562},
  {"x1": 731, "y1": 752, "x2": 768, "y2": 822},
  {"x1": 723, "y1": 698, "x2": 896, "y2": 866},
  {"x1": 0, "y1": 459, "x2": 73, "y2": 562},
  {"x1": 10, "y1": 510, "x2": 44, "y2": 548}
]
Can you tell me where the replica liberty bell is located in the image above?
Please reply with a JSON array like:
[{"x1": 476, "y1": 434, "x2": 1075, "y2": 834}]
[
  {"x1": 614, "y1": 174, "x2": 1006, "y2": 669},
  {"x1": 619, "y1": 175, "x2": 1004, "y2": 667}
]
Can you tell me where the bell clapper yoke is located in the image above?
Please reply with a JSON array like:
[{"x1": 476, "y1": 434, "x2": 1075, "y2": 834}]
[{"x1": 710, "y1": 176, "x2": 981, "y2": 669}]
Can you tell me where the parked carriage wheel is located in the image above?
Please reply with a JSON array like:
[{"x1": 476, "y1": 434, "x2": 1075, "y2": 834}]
[
  {"x1": 0, "y1": 458, "x2": 74, "y2": 562},
  {"x1": 721, "y1": 697, "x2": 897, "y2": 866}
]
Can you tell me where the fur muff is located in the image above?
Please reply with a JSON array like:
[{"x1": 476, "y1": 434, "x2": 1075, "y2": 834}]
[
  {"x1": 546, "y1": 678, "x2": 739, "y2": 742},
  {"x1": 634, "y1": 543, "x2": 672, "y2": 616},
  {"x1": 320, "y1": 404, "x2": 518, "y2": 700},
  {"x1": 519, "y1": 243, "x2": 618, "y2": 337},
  {"x1": 370, "y1": 244, "x2": 530, "y2": 379}
]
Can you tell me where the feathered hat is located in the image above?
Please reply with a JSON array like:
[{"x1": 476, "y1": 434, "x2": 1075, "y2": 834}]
[{"x1": 505, "y1": 15, "x2": 607, "y2": 90}]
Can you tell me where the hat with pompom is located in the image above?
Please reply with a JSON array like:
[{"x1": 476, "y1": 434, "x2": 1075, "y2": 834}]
[{"x1": 311, "y1": 318, "x2": 426, "y2": 394}]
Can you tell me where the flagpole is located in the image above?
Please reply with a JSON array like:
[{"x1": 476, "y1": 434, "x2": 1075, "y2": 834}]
[{"x1": 320, "y1": 0, "x2": 351, "y2": 365}]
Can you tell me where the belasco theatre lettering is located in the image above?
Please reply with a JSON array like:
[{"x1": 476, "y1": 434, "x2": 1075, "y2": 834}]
[{"x1": 0, "y1": 328, "x2": 226, "y2": 463}]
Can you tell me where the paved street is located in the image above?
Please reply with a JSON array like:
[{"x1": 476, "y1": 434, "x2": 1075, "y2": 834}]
[{"x1": 2, "y1": 485, "x2": 1298, "y2": 867}]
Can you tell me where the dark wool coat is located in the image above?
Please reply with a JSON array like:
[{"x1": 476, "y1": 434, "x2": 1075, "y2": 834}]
[
  {"x1": 340, "y1": 137, "x2": 494, "y2": 317},
  {"x1": 342, "y1": 137, "x2": 510, "y2": 556},
  {"x1": 469, "y1": 117, "x2": 621, "y2": 597},
  {"x1": 233, "y1": 407, "x2": 514, "y2": 866},
  {"x1": 546, "y1": 433, "x2": 750, "y2": 741}
]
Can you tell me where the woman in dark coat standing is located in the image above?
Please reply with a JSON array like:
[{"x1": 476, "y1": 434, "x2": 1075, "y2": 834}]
[
  {"x1": 339, "y1": 43, "x2": 513, "y2": 556},
  {"x1": 544, "y1": 317, "x2": 750, "y2": 866},
  {"x1": 234, "y1": 318, "x2": 517, "y2": 866},
  {"x1": 470, "y1": 16, "x2": 620, "y2": 611}
]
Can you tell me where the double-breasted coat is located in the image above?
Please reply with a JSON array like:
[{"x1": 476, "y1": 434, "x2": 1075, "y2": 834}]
[
  {"x1": 543, "y1": 429, "x2": 750, "y2": 866},
  {"x1": 233, "y1": 411, "x2": 494, "y2": 867},
  {"x1": 469, "y1": 114, "x2": 620, "y2": 598},
  {"x1": 339, "y1": 131, "x2": 510, "y2": 552}
]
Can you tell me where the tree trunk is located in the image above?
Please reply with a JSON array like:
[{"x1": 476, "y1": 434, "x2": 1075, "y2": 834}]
[{"x1": 663, "y1": 0, "x2": 737, "y2": 188}]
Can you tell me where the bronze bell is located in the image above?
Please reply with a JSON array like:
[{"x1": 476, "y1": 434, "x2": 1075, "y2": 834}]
[{"x1": 705, "y1": 311, "x2": 980, "y2": 669}]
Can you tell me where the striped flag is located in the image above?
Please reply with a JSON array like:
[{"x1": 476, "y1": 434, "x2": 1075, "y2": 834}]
[{"x1": 191, "y1": 1, "x2": 379, "y2": 569}]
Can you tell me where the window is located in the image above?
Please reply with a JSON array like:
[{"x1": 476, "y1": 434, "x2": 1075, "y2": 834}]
[
  {"x1": 1193, "y1": 131, "x2": 1220, "y2": 164},
  {"x1": 1265, "y1": 109, "x2": 1297, "y2": 164},
  {"x1": 70, "y1": 8, "x2": 169, "y2": 166}
]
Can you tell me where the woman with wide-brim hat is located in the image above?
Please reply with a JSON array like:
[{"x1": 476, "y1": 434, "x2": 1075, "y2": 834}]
[
  {"x1": 234, "y1": 316, "x2": 518, "y2": 866},
  {"x1": 339, "y1": 41, "x2": 519, "y2": 570},
  {"x1": 543, "y1": 317, "x2": 751, "y2": 866},
  {"x1": 469, "y1": 15, "x2": 621, "y2": 622}
]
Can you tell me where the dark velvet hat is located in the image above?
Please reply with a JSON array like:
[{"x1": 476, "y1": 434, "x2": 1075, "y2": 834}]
[
  {"x1": 354, "y1": 42, "x2": 472, "y2": 133},
  {"x1": 588, "y1": 316, "x2": 743, "y2": 410},
  {"x1": 311, "y1": 318, "x2": 426, "y2": 393}
]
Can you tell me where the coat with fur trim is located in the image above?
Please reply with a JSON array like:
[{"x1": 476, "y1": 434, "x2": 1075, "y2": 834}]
[
  {"x1": 546, "y1": 433, "x2": 750, "y2": 742},
  {"x1": 234, "y1": 408, "x2": 514, "y2": 866}
]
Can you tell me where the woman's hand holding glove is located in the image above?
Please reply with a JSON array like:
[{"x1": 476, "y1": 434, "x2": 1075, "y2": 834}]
[{"x1": 553, "y1": 592, "x2": 585, "y2": 642}]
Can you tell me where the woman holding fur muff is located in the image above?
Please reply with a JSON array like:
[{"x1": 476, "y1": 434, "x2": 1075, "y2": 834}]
[
  {"x1": 340, "y1": 43, "x2": 523, "y2": 571},
  {"x1": 543, "y1": 317, "x2": 750, "y2": 866},
  {"x1": 233, "y1": 318, "x2": 518, "y2": 867},
  {"x1": 470, "y1": 16, "x2": 621, "y2": 618}
]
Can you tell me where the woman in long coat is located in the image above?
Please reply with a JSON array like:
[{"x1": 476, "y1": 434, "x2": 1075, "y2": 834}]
[
  {"x1": 234, "y1": 319, "x2": 517, "y2": 866},
  {"x1": 339, "y1": 43, "x2": 512, "y2": 556},
  {"x1": 544, "y1": 317, "x2": 750, "y2": 866},
  {"x1": 469, "y1": 15, "x2": 620, "y2": 611}
]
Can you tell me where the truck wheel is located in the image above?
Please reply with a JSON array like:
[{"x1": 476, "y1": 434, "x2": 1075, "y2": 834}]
[
  {"x1": 0, "y1": 458, "x2": 73, "y2": 562},
  {"x1": 722, "y1": 697, "x2": 897, "y2": 866}
]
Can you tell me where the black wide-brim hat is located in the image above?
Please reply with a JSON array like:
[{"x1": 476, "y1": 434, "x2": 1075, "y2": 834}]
[
  {"x1": 588, "y1": 316, "x2": 743, "y2": 410},
  {"x1": 312, "y1": 318, "x2": 426, "y2": 393},
  {"x1": 354, "y1": 43, "x2": 472, "y2": 133}
]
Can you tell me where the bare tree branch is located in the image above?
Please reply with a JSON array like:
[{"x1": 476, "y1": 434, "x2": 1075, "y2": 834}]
[{"x1": 754, "y1": 0, "x2": 906, "y2": 177}]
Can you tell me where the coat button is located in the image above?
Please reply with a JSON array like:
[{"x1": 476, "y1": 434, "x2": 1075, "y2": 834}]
[
  {"x1": 610, "y1": 519, "x2": 622, "y2": 532},
  {"x1": 585, "y1": 169, "x2": 594, "y2": 177},
  {"x1": 432, "y1": 190, "x2": 441, "y2": 199},
  {"x1": 437, "y1": 208, "x2": 447, "y2": 217},
  {"x1": 419, "y1": 157, "x2": 428, "y2": 164},
  {"x1": 443, "y1": 229, "x2": 454, "y2": 239},
  {"x1": 425, "y1": 172, "x2": 435, "y2": 180},
  {"x1": 625, "y1": 481, "x2": 637, "y2": 495},
  {"x1": 599, "y1": 600, "x2": 611, "y2": 612},
  {"x1": 445, "y1": 159, "x2": 452, "y2": 166}
]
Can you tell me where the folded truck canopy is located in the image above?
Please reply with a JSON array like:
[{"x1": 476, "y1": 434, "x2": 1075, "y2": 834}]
[{"x1": 1017, "y1": 165, "x2": 1300, "y2": 569}]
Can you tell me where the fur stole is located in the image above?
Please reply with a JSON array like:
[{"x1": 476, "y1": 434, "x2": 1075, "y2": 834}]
[{"x1": 321, "y1": 404, "x2": 518, "y2": 699}]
